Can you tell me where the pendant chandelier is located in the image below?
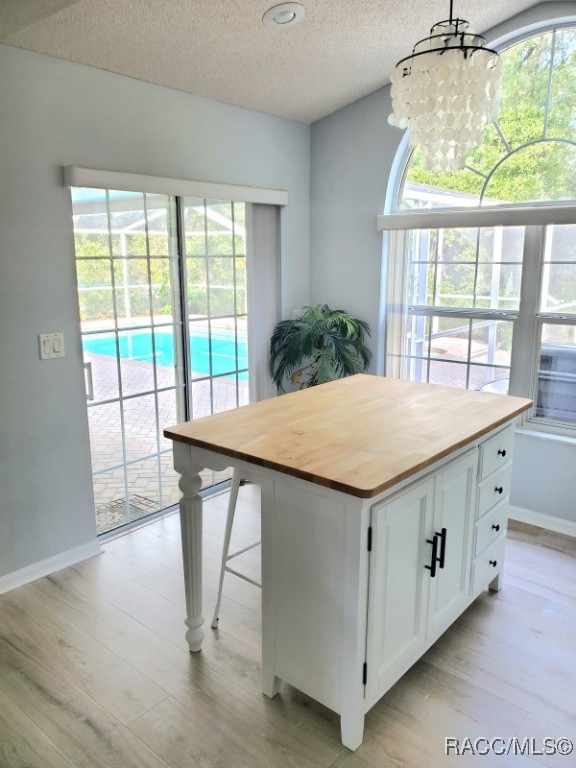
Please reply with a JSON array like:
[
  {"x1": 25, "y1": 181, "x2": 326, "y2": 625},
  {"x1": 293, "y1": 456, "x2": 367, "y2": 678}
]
[{"x1": 388, "y1": 0, "x2": 502, "y2": 173}]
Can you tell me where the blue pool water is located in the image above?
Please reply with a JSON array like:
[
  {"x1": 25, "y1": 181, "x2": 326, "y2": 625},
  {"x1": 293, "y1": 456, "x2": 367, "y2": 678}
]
[{"x1": 83, "y1": 329, "x2": 248, "y2": 378}]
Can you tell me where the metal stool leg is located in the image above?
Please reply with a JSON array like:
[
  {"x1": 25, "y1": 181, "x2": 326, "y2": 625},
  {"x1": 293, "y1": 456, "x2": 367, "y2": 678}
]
[{"x1": 211, "y1": 468, "x2": 242, "y2": 629}]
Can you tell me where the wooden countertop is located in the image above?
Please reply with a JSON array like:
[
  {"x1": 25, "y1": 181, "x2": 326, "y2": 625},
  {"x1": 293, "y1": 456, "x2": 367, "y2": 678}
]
[{"x1": 164, "y1": 375, "x2": 532, "y2": 498}]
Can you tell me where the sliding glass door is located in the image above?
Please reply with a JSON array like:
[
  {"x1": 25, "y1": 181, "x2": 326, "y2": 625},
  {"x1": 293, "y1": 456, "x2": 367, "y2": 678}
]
[
  {"x1": 183, "y1": 198, "x2": 249, "y2": 418},
  {"x1": 72, "y1": 189, "x2": 249, "y2": 535}
]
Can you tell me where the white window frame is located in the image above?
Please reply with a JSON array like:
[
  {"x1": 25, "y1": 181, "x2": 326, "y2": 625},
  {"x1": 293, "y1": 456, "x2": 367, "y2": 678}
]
[
  {"x1": 378, "y1": 205, "x2": 576, "y2": 436},
  {"x1": 380, "y1": 11, "x2": 576, "y2": 438}
]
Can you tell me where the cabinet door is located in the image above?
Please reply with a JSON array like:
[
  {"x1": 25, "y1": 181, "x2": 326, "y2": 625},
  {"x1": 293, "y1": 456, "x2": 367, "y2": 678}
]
[
  {"x1": 365, "y1": 478, "x2": 434, "y2": 708},
  {"x1": 428, "y1": 450, "x2": 477, "y2": 639}
]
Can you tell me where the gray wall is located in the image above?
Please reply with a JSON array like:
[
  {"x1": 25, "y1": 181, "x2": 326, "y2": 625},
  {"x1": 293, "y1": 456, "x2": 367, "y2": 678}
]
[
  {"x1": 310, "y1": 84, "x2": 399, "y2": 372},
  {"x1": 0, "y1": 44, "x2": 310, "y2": 580},
  {"x1": 512, "y1": 430, "x2": 576, "y2": 524},
  {"x1": 310, "y1": 85, "x2": 395, "y2": 347},
  {"x1": 310, "y1": 3, "x2": 576, "y2": 527}
]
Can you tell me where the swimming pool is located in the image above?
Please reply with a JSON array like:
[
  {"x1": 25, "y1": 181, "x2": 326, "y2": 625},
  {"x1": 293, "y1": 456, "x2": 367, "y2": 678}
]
[{"x1": 83, "y1": 328, "x2": 248, "y2": 378}]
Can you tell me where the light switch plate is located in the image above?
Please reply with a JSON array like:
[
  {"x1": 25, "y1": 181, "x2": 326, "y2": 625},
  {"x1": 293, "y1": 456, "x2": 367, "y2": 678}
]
[{"x1": 39, "y1": 333, "x2": 65, "y2": 359}]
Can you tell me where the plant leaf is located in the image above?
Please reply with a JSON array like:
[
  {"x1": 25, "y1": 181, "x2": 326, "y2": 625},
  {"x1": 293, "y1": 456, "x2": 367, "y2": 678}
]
[{"x1": 269, "y1": 304, "x2": 372, "y2": 391}]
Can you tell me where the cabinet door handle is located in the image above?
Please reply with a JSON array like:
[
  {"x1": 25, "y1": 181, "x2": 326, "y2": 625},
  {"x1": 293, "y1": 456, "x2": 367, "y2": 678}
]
[
  {"x1": 497, "y1": 449, "x2": 507, "y2": 457},
  {"x1": 436, "y1": 527, "x2": 447, "y2": 569},
  {"x1": 492, "y1": 524, "x2": 500, "y2": 532},
  {"x1": 495, "y1": 486, "x2": 504, "y2": 494},
  {"x1": 425, "y1": 535, "x2": 438, "y2": 578},
  {"x1": 489, "y1": 560, "x2": 498, "y2": 567}
]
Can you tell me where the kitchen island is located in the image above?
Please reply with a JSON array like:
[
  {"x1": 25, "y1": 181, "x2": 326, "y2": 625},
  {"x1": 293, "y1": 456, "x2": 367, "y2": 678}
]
[{"x1": 164, "y1": 374, "x2": 532, "y2": 750}]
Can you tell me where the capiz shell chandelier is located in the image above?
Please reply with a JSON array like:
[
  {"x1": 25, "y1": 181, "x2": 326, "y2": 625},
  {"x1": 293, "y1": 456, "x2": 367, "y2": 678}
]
[{"x1": 388, "y1": 0, "x2": 502, "y2": 172}]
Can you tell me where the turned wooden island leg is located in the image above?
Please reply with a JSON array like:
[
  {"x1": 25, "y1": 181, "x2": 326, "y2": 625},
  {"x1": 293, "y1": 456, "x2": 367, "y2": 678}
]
[{"x1": 175, "y1": 444, "x2": 206, "y2": 652}]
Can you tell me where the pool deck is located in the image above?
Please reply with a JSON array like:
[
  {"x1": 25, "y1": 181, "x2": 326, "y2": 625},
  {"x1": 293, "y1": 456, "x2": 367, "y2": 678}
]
[{"x1": 86, "y1": 350, "x2": 247, "y2": 533}]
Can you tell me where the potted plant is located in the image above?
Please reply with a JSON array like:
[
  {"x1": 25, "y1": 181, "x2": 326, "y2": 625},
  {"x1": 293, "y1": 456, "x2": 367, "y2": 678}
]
[{"x1": 269, "y1": 304, "x2": 372, "y2": 392}]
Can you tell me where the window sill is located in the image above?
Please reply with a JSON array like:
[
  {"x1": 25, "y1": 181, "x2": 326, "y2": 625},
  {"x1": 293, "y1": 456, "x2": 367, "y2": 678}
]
[{"x1": 516, "y1": 423, "x2": 576, "y2": 446}]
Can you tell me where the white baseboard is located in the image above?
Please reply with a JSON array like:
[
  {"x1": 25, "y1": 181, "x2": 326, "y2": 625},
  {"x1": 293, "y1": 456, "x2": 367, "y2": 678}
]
[
  {"x1": 0, "y1": 541, "x2": 102, "y2": 595},
  {"x1": 508, "y1": 505, "x2": 576, "y2": 538}
]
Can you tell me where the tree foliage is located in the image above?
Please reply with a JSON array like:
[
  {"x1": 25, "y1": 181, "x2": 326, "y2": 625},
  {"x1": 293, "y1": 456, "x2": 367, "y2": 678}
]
[
  {"x1": 405, "y1": 28, "x2": 576, "y2": 204},
  {"x1": 73, "y1": 201, "x2": 246, "y2": 322}
]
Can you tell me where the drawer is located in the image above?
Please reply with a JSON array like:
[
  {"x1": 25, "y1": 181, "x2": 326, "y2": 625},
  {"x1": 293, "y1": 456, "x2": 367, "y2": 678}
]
[
  {"x1": 474, "y1": 499, "x2": 508, "y2": 556},
  {"x1": 471, "y1": 536, "x2": 506, "y2": 595},
  {"x1": 476, "y1": 464, "x2": 512, "y2": 519},
  {"x1": 479, "y1": 426, "x2": 515, "y2": 480}
]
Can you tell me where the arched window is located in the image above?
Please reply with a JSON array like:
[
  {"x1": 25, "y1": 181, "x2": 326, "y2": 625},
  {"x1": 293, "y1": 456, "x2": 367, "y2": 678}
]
[
  {"x1": 383, "y1": 23, "x2": 576, "y2": 433},
  {"x1": 400, "y1": 26, "x2": 576, "y2": 209}
]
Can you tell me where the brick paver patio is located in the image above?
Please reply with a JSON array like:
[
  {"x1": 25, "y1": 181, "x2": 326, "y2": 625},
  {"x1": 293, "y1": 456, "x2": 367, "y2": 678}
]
[{"x1": 87, "y1": 351, "x2": 247, "y2": 534}]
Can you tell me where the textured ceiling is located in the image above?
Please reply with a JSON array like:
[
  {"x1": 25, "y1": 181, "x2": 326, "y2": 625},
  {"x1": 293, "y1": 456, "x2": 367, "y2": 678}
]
[{"x1": 0, "y1": 0, "x2": 551, "y2": 123}]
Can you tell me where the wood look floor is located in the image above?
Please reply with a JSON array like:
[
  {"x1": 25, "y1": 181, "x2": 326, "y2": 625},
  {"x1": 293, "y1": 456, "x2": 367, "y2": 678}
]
[{"x1": 1, "y1": 485, "x2": 575, "y2": 768}]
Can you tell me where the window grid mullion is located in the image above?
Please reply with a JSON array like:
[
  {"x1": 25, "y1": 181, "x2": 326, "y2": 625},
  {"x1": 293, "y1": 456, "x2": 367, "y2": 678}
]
[
  {"x1": 465, "y1": 318, "x2": 473, "y2": 389},
  {"x1": 471, "y1": 228, "x2": 481, "y2": 310},
  {"x1": 432, "y1": 230, "x2": 440, "y2": 306},
  {"x1": 508, "y1": 225, "x2": 544, "y2": 402}
]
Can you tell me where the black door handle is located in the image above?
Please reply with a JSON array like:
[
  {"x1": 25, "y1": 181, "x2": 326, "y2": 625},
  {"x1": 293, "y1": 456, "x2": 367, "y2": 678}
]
[
  {"x1": 425, "y1": 535, "x2": 438, "y2": 578},
  {"x1": 436, "y1": 527, "x2": 447, "y2": 569}
]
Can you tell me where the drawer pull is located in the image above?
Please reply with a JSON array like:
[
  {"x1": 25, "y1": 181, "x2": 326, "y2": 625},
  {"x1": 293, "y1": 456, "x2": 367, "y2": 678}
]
[
  {"x1": 492, "y1": 524, "x2": 500, "y2": 532},
  {"x1": 497, "y1": 449, "x2": 507, "y2": 457},
  {"x1": 489, "y1": 560, "x2": 498, "y2": 567},
  {"x1": 495, "y1": 486, "x2": 504, "y2": 494}
]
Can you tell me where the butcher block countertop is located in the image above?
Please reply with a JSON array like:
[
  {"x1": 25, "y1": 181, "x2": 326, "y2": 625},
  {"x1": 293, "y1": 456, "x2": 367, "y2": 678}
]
[{"x1": 164, "y1": 375, "x2": 532, "y2": 498}]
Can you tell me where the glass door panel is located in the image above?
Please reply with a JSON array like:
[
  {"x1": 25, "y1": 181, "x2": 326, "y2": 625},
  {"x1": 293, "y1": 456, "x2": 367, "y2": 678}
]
[
  {"x1": 72, "y1": 189, "x2": 254, "y2": 533},
  {"x1": 72, "y1": 189, "x2": 186, "y2": 534},
  {"x1": 183, "y1": 199, "x2": 248, "y2": 486}
]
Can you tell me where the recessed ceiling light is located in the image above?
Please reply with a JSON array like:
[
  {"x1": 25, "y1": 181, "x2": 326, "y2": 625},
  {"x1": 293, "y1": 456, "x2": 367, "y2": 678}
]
[{"x1": 263, "y1": 3, "x2": 305, "y2": 28}]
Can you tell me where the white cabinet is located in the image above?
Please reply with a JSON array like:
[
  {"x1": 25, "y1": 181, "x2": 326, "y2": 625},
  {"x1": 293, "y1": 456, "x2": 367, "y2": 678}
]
[
  {"x1": 262, "y1": 425, "x2": 516, "y2": 750},
  {"x1": 429, "y1": 451, "x2": 477, "y2": 635},
  {"x1": 472, "y1": 425, "x2": 513, "y2": 594},
  {"x1": 478, "y1": 425, "x2": 514, "y2": 480},
  {"x1": 365, "y1": 450, "x2": 477, "y2": 708},
  {"x1": 471, "y1": 535, "x2": 506, "y2": 595},
  {"x1": 365, "y1": 477, "x2": 433, "y2": 706}
]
